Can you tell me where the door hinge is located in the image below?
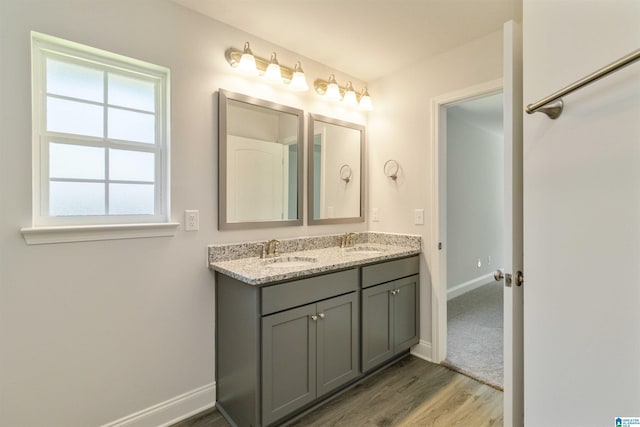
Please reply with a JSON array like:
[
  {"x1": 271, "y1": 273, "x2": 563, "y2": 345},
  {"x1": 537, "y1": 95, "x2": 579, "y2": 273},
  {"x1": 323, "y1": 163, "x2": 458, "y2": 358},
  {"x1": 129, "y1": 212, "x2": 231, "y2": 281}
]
[{"x1": 438, "y1": 242, "x2": 442, "y2": 250}]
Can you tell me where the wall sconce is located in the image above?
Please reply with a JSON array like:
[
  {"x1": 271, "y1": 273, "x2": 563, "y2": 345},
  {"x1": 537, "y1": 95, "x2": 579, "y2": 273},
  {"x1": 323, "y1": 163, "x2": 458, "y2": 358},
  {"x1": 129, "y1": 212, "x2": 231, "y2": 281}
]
[
  {"x1": 225, "y1": 42, "x2": 309, "y2": 91},
  {"x1": 314, "y1": 74, "x2": 373, "y2": 111}
]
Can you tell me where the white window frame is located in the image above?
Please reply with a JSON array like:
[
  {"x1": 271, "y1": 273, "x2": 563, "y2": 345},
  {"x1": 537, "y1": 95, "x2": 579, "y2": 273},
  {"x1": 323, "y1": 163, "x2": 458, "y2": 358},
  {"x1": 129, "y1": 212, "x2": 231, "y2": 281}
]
[{"x1": 22, "y1": 32, "x2": 177, "y2": 244}]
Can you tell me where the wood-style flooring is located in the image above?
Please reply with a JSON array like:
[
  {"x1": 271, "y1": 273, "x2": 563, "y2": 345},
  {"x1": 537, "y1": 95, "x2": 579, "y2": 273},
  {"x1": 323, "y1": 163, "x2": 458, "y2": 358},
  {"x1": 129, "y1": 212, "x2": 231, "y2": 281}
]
[{"x1": 172, "y1": 356, "x2": 503, "y2": 427}]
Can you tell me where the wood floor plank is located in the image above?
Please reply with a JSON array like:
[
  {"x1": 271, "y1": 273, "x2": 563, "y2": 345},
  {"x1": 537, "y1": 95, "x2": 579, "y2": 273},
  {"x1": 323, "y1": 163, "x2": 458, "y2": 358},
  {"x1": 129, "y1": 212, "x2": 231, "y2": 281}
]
[{"x1": 171, "y1": 356, "x2": 503, "y2": 427}]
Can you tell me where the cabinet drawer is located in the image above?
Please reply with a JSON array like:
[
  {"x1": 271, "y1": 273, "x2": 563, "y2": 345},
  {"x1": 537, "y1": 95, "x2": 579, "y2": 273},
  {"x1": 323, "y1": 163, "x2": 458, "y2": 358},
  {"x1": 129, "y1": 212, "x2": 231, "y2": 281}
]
[
  {"x1": 361, "y1": 256, "x2": 419, "y2": 288},
  {"x1": 261, "y1": 269, "x2": 358, "y2": 315}
]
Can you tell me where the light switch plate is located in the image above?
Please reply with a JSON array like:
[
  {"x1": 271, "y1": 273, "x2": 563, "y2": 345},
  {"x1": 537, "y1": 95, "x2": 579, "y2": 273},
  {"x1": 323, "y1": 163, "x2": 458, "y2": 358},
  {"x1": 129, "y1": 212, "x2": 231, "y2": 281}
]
[
  {"x1": 414, "y1": 208, "x2": 424, "y2": 225},
  {"x1": 372, "y1": 208, "x2": 380, "y2": 222}
]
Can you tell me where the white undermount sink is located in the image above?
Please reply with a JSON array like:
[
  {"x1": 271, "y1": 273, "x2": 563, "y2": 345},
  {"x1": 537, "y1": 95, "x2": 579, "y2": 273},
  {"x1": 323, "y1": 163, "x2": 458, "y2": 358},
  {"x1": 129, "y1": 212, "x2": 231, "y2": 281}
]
[
  {"x1": 345, "y1": 246, "x2": 387, "y2": 255},
  {"x1": 262, "y1": 256, "x2": 318, "y2": 268}
]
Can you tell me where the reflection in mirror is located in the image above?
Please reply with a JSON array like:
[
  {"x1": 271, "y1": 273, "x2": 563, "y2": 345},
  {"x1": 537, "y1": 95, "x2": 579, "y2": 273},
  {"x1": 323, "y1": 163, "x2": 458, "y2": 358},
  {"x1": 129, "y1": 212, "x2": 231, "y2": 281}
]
[
  {"x1": 308, "y1": 114, "x2": 365, "y2": 225},
  {"x1": 219, "y1": 90, "x2": 303, "y2": 230}
]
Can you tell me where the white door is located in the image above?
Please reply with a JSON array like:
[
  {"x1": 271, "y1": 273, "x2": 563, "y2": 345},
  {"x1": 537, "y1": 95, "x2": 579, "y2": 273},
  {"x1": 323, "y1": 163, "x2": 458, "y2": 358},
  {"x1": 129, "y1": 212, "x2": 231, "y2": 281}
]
[
  {"x1": 501, "y1": 20, "x2": 524, "y2": 427},
  {"x1": 227, "y1": 135, "x2": 285, "y2": 222},
  {"x1": 523, "y1": 1, "x2": 640, "y2": 425}
]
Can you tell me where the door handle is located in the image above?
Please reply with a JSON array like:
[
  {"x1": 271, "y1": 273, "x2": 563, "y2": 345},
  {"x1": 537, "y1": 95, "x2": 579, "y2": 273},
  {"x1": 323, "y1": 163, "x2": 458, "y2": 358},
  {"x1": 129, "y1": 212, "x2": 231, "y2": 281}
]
[{"x1": 494, "y1": 269, "x2": 513, "y2": 287}]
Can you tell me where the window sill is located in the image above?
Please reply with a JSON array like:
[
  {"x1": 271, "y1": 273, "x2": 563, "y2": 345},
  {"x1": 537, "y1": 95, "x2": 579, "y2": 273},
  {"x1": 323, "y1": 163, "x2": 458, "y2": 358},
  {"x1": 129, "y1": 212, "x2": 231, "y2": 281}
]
[{"x1": 21, "y1": 222, "x2": 180, "y2": 245}]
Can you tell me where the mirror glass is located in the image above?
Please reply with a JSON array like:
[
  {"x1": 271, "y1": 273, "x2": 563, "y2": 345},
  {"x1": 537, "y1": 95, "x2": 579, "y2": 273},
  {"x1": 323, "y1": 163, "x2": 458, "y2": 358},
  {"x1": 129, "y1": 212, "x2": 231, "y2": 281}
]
[
  {"x1": 308, "y1": 114, "x2": 365, "y2": 225},
  {"x1": 219, "y1": 90, "x2": 303, "y2": 230}
]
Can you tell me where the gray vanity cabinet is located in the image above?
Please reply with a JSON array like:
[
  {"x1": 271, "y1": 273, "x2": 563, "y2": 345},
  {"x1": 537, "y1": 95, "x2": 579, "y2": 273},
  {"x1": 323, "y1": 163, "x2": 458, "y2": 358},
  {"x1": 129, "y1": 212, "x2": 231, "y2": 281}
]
[
  {"x1": 261, "y1": 292, "x2": 359, "y2": 426},
  {"x1": 216, "y1": 268, "x2": 359, "y2": 427},
  {"x1": 361, "y1": 256, "x2": 420, "y2": 372}
]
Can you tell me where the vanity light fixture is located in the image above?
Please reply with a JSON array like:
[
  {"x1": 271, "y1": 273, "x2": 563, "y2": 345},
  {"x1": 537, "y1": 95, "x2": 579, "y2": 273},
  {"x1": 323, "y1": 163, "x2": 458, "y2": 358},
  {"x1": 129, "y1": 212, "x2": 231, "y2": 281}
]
[
  {"x1": 289, "y1": 62, "x2": 309, "y2": 91},
  {"x1": 264, "y1": 52, "x2": 283, "y2": 84},
  {"x1": 225, "y1": 41, "x2": 309, "y2": 91},
  {"x1": 343, "y1": 81, "x2": 358, "y2": 107},
  {"x1": 237, "y1": 42, "x2": 258, "y2": 75},
  {"x1": 314, "y1": 75, "x2": 373, "y2": 111},
  {"x1": 359, "y1": 87, "x2": 373, "y2": 111}
]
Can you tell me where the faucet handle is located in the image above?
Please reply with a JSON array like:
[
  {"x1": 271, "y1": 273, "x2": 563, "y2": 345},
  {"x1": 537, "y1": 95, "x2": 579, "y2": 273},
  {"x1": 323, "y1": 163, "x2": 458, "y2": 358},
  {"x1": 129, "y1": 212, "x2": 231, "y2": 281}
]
[
  {"x1": 257, "y1": 243, "x2": 267, "y2": 259},
  {"x1": 339, "y1": 234, "x2": 348, "y2": 248}
]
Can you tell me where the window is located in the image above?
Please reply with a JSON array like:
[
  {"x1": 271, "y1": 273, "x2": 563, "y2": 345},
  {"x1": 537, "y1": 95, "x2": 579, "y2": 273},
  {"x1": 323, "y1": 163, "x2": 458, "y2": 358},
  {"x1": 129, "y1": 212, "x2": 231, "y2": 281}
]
[{"x1": 30, "y1": 32, "x2": 170, "y2": 229}]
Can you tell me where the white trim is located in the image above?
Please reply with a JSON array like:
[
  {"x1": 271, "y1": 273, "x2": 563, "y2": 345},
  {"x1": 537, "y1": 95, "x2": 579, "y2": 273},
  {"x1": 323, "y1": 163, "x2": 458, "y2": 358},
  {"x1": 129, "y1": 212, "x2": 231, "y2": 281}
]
[
  {"x1": 447, "y1": 273, "x2": 495, "y2": 300},
  {"x1": 101, "y1": 383, "x2": 215, "y2": 427},
  {"x1": 430, "y1": 78, "x2": 503, "y2": 364},
  {"x1": 21, "y1": 222, "x2": 180, "y2": 245},
  {"x1": 410, "y1": 340, "x2": 433, "y2": 362}
]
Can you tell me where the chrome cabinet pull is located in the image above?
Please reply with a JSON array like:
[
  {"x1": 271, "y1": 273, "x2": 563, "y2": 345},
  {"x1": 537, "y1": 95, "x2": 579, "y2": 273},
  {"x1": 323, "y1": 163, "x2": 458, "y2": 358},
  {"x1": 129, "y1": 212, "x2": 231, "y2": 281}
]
[
  {"x1": 318, "y1": 313, "x2": 325, "y2": 319},
  {"x1": 310, "y1": 315, "x2": 318, "y2": 321}
]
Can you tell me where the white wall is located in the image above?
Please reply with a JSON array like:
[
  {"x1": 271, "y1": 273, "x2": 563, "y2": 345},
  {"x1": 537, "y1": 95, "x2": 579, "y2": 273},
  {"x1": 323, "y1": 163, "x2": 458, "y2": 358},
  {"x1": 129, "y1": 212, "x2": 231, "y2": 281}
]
[
  {"x1": 523, "y1": 0, "x2": 640, "y2": 425},
  {"x1": 446, "y1": 111, "x2": 504, "y2": 290},
  {"x1": 0, "y1": 1, "x2": 367, "y2": 425},
  {"x1": 368, "y1": 30, "x2": 503, "y2": 351}
]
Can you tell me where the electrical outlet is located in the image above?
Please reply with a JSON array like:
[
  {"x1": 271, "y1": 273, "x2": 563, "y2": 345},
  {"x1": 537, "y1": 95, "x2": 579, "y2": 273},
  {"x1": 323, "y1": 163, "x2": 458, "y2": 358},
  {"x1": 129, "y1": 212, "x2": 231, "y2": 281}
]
[
  {"x1": 185, "y1": 210, "x2": 199, "y2": 231},
  {"x1": 487, "y1": 255, "x2": 492, "y2": 265},
  {"x1": 372, "y1": 208, "x2": 380, "y2": 222},
  {"x1": 414, "y1": 208, "x2": 424, "y2": 225}
]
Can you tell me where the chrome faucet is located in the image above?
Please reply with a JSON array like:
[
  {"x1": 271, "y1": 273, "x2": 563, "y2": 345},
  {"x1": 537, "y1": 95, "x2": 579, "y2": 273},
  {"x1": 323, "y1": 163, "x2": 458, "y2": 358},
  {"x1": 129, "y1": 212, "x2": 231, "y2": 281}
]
[
  {"x1": 266, "y1": 239, "x2": 281, "y2": 257},
  {"x1": 340, "y1": 232, "x2": 359, "y2": 248}
]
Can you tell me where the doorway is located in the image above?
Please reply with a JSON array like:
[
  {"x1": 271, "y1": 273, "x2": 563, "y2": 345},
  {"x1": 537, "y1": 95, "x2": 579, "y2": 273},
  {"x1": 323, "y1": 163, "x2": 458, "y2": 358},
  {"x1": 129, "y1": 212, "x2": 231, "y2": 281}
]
[
  {"x1": 431, "y1": 79, "x2": 503, "y2": 367},
  {"x1": 442, "y1": 92, "x2": 504, "y2": 389}
]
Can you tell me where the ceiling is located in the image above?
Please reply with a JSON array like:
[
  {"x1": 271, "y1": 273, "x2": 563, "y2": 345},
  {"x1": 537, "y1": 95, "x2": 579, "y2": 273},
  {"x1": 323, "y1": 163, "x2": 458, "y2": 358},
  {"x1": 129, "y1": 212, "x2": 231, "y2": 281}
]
[{"x1": 171, "y1": 0, "x2": 521, "y2": 82}]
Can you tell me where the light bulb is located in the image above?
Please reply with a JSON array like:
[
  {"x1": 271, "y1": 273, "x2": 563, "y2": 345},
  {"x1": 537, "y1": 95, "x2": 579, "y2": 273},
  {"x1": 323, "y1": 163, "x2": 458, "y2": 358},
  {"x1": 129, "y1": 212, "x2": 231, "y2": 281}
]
[
  {"x1": 343, "y1": 81, "x2": 358, "y2": 107},
  {"x1": 263, "y1": 52, "x2": 283, "y2": 83},
  {"x1": 237, "y1": 42, "x2": 258, "y2": 75},
  {"x1": 325, "y1": 74, "x2": 341, "y2": 101},
  {"x1": 359, "y1": 87, "x2": 373, "y2": 111},
  {"x1": 289, "y1": 62, "x2": 308, "y2": 91}
]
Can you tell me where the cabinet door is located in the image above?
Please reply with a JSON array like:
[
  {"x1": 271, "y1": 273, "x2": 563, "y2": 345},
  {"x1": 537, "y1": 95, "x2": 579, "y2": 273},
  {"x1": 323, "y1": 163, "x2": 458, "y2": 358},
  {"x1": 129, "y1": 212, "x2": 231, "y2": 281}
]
[
  {"x1": 362, "y1": 282, "x2": 394, "y2": 372},
  {"x1": 316, "y1": 292, "x2": 360, "y2": 397},
  {"x1": 392, "y1": 275, "x2": 419, "y2": 353},
  {"x1": 262, "y1": 304, "x2": 317, "y2": 426}
]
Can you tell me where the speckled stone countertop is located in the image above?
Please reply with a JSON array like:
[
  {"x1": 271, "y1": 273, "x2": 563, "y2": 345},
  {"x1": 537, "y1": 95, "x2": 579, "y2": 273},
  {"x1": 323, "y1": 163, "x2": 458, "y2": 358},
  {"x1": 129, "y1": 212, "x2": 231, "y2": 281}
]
[{"x1": 208, "y1": 232, "x2": 421, "y2": 286}]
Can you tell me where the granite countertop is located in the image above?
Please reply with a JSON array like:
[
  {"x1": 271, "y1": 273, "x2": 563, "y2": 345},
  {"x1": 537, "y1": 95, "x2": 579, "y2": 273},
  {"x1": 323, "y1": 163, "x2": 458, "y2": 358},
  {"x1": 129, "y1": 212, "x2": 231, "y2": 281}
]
[{"x1": 208, "y1": 232, "x2": 421, "y2": 286}]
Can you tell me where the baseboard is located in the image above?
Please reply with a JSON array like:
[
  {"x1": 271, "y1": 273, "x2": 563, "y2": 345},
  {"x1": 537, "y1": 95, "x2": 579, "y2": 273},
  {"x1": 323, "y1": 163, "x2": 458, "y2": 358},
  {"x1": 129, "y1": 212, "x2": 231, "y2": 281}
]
[
  {"x1": 447, "y1": 273, "x2": 494, "y2": 300},
  {"x1": 410, "y1": 340, "x2": 432, "y2": 362},
  {"x1": 101, "y1": 382, "x2": 216, "y2": 427}
]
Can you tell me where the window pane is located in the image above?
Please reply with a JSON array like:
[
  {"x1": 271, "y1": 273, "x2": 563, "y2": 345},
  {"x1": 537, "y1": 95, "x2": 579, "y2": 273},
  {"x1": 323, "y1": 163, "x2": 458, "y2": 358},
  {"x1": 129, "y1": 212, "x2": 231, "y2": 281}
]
[
  {"x1": 47, "y1": 97, "x2": 103, "y2": 137},
  {"x1": 108, "y1": 73, "x2": 155, "y2": 112},
  {"x1": 109, "y1": 183, "x2": 155, "y2": 214},
  {"x1": 50, "y1": 182, "x2": 105, "y2": 216},
  {"x1": 50, "y1": 143, "x2": 104, "y2": 180},
  {"x1": 46, "y1": 58, "x2": 103, "y2": 102},
  {"x1": 108, "y1": 108, "x2": 155, "y2": 143},
  {"x1": 109, "y1": 149, "x2": 154, "y2": 182}
]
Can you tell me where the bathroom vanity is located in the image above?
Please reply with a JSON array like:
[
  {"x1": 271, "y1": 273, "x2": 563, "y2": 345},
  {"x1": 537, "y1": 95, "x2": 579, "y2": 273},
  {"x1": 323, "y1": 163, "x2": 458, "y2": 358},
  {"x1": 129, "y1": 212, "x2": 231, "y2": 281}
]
[{"x1": 209, "y1": 233, "x2": 421, "y2": 427}]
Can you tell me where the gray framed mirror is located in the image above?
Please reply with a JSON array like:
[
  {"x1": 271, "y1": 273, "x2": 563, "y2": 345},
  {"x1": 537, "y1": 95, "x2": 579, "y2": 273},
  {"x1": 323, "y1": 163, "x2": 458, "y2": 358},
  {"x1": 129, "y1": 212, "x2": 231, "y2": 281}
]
[
  {"x1": 218, "y1": 89, "x2": 303, "y2": 230},
  {"x1": 308, "y1": 114, "x2": 365, "y2": 225}
]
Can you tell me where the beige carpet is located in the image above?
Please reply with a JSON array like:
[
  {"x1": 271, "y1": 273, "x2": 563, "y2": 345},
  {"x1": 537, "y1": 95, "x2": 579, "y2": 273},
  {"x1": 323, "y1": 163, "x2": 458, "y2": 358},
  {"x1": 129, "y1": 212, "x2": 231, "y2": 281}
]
[{"x1": 444, "y1": 281, "x2": 503, "y2": 390}]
